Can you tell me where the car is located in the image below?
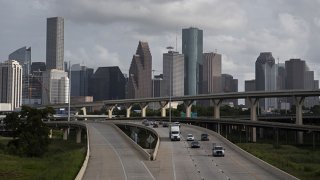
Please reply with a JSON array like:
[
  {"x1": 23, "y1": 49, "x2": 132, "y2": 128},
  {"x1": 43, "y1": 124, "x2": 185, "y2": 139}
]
[
  {"x1": 162, "y1": 122, "x2": 169, "y2": 127},
  {"x1": 153, "y1": 123, "x2": 158, "y2": 128},
  {"x1": 159, "y1": 121, "x2": 163, "y2": 125},
  {"x1": 144, "y1": 121, "x2": 150, "y2": 126},
  {"x1": 191, "y1": 141, "x2": 200, "y2": 148},
  {"x1": 173, "y1": 122, "x2": 180, "y2": 127},
  {"x1": 212, "y1": 145, "x2": 225, "y2": 157},
  {"x1": 186, "y1": 134, "x2": 195, "y2": 141},
  {"x1": 201, "y1": 133, "x2": 209, "y2": 141}
]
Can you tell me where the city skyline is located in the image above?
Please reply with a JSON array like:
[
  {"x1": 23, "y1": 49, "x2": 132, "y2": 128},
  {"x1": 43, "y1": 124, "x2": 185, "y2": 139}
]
[{"x1": 0, "y1": 0, "x2": 320, "y2": 91}]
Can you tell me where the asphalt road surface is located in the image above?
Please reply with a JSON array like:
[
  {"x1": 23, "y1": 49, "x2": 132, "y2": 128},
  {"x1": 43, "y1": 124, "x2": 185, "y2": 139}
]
[{"x1": 83, "y1": 121, "x2": 285, "y2": 180}]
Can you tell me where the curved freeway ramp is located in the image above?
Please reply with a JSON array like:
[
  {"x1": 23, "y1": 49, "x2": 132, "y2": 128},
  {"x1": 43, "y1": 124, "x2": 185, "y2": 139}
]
[{"x1": 83, "y1": 122, "x2": 155, "y2": 180}]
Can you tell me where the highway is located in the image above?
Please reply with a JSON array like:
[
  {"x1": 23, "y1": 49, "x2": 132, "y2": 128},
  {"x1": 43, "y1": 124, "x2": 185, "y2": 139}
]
[
  {"x1": 145, "y1": 124, "x2": 281, "y2": 180},
  {"x1": 83, "y1": 122, "x2": 155, "y2": 180},
  {"x1": 82, "y1": 121, "x2": 294, "y2": 180}
]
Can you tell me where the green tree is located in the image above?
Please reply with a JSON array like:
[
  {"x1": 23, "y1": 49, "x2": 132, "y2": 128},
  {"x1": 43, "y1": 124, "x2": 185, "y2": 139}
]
[{"x1": 3, "y1": 106, "x2": 53, "y2": 157}]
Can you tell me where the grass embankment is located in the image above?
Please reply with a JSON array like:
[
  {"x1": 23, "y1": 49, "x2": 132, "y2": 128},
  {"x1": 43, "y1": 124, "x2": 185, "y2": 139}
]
[
  {"x1": 0, "y1": 136, "x2": 86, "y2": 180},
  {"x1": 237, "y1": 143, "x2": 320, "y2": 180}
]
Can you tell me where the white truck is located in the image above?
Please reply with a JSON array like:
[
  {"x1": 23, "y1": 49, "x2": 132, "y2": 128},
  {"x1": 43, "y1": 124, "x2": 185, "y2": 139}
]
[
  {"x1": 212, "y1": 143, "x2": 225, "y2": 157},
  {"x1": 169, "y1": 125, "x2": 180, "y2": 141}
]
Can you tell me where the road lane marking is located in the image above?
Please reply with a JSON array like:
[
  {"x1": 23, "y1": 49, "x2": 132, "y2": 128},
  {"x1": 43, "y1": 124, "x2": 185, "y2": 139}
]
[
  {"x1": 171, "y1": 141, "x2": 177, "y2": 180},
  {"x1": 141, "y1": 161, "x2": 156, "y2": 180},
  {"x1": 92, "y1": 125, "x2": 128, "y2": 180}
]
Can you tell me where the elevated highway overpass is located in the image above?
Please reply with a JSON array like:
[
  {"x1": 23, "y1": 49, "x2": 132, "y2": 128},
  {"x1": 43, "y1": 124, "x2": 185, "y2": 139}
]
[{"x1": 37, "y1": 89, "x2": 320, "y2": 144}]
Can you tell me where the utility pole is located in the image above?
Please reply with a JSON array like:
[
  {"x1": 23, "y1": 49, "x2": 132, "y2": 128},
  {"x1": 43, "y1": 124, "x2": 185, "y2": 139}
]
[
  {"x1": 152, "y1": 69, "x2": 155, "y2": 111},
  {"x1": 68, "y1": 61, "x2": 71, "y2": 121},
  {"x1": 167, "y1": 46, "x2": 174, "y2": 123}
]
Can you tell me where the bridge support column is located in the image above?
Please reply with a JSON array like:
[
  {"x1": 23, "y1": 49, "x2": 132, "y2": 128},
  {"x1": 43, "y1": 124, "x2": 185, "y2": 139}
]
[
  {"x1": 106, "y1": 105, "x2": 116, "y2": 119},
  {"x1": 126, "y1": 104, "x2": 132, "y2": 118},
  {"x1": 140, "y1": 103, "x2": 149, "y2": 118},
  {"x1": 76, "y1": 128, "x2": 82, "y2": 143},
  {"x1": 81, "y1": 107, "x2": 87, "y2": 121},
  {"x1": 248, "y1": 97, "x2": 259, "y2": 142},
  {"x1": 295, "y1": 96, "x2": 305, "y2": 144},
  {"x1": 159, "y1": 101, "x2": 168, "y2": 117},
  {"x1": 63, "y1": 128, "x2": 69, "y2": 141},
  {"x1": 211, "y1": 99, "x2": 223, "y2": 119},
  {"x1": 184, "y1": 100, "x2": 194, "y2": 118}
]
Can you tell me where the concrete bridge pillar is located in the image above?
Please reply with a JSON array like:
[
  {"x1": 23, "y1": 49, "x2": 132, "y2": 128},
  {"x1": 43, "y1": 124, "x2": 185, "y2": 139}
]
[
  {"x1": 184, "y1": 100, "x2": 194, "y2": 118},
  {"x1": 106, "y1": 105, "x2": 116, "y2": 119},
  {"x1": 81, "y1": 107, "x2": 87, "y2": 121},
  {"x1": 159, "y1": 101, "x2": 168, "y2": 117},
  {"x1": 63, "y1": 128, "x2": 69, "y2": 141},
  {"x1": 126, "y1": 104, "x2": 133, "y2": 118},
  {"x1": 140, "y1": 103, "x2": 149, "y2": 118},
  {"x1": 295, "y1": 96, "x2": 305, "y2": 144},
  {"x1": 248, "y1": 97, "x2": 259, "y2": 142},
  {"x1": 76, "y1": 128, "x2": 82, "y2": 143},
  {"x1": 211, "y1": 99, "x2": 223, "y2": 119}
]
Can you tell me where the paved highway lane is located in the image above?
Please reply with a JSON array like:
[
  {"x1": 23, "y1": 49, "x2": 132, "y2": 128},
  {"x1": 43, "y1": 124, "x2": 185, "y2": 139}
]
[
  {"x1": 83, "y1": 122, "x2": 155, "y2": 180},
  {"x1": 149, "y1": 124, "x2": 281, "y2": 180}
]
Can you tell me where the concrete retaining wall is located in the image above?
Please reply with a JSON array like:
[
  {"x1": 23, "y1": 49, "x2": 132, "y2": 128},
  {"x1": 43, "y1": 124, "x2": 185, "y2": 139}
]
[
  {"x1": 184, "y1": 124, "x2": 299, "y2": 180},
  {"x1": 75, "y1": 124, "x2": 90, "y2": 180},
  {"x1": 111, "y1": 122, "x2": 160, "y2": 161}
]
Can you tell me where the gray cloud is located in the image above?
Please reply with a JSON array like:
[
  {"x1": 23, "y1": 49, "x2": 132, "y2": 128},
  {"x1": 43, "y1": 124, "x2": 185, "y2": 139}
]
[{"x1": 0, "y1": 0, "x2": 319, "y2": 92}]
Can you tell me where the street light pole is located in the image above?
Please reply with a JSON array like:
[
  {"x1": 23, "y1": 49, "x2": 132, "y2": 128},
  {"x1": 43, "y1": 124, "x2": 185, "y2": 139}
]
[
  {"x1": 166, "y1": 47, "x2": 174, "y2": 123},
  {"x1": 152, "y1": 69, "x2": 155, "y2": 111},
  {"x1": 68, "y1": 61, "x2": 71, "y2": 121}
]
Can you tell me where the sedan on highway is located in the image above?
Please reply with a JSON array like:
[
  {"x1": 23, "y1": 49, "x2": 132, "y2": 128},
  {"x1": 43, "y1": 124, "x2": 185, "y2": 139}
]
[
  {"x1": 186, "y1": 134, "x2": 195, "y2": 141},
  {"x1": 190, "y1": 141, "x2": 200, "y2": 148},
  {"x1": 201, "y1": 133, "x2": 209, "y2": 141}
]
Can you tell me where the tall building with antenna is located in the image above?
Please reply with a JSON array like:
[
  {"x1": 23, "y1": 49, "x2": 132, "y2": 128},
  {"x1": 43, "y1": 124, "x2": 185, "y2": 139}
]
[{"x1": 182, "y1": 27, "x2": 203, "y2": 95}]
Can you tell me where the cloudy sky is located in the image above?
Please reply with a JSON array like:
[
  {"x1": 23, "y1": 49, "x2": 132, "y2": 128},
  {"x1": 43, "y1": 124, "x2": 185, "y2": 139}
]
[{"x1": 1, "y1": 0, "x2": 319, "y2": 91}]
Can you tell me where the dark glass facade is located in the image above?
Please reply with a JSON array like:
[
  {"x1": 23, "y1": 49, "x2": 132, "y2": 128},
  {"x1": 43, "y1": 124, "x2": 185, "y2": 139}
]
[
  {"x1": 90, "y1": 66, "x2": 126, "y2": 101},
  {"x1": 182, "y1": 27, "x2": 203, "y2": 95}
]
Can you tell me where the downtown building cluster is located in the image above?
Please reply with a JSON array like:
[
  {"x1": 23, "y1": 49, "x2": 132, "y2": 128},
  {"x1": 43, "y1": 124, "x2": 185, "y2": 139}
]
[
  {"x1": 245, "y1": 52, "x2": 319, "y2": 113},
  {"x1": 0, "y1": 18, "x2": 319, "y2": 112}
]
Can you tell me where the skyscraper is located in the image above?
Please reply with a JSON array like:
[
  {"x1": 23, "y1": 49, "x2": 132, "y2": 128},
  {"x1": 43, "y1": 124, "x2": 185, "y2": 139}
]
[
  {"x1": 89, "y1": 66, "x2": 125, "y2": 101},
  {"x1": 285, "y1": 59, "x2": 305, "y2": 90},
  {"x1": 127, "y1": 41, "x2": 152, "y2": 99},
  {"x1": 182, "y1": 27, "x2": 203, "y2": 95},
  {"x1": 221, "y1": 74, "x2": 238, "y2": 106},
  {"x1": 245, "y1": 80, "x2": 256, "y2": 107},
  {"x1": 8, "y1": 46, "x2": 31, "y2": 76},
  {"x1": 42, "y1": 69, "x2": 69, "y2": 104},
  {"x1": 71, "y1": 64, "x2": 93, "y2": 97},
  {"x1": 202, "y1": 52, "x2": 221, "y2": 94},
  {"x1": 285, "y1": 59, "x2": 319, "y2": 107},
  {"x1": 255, "y1": 52, "x2": 278, "y2": 112},
  {"x1": 163, "y1": 50, "x2": 184, "y2": 97},
  {"x1": 8, "y1": 46, "x2": 32, "y2": 105},
  {"x1": 0, "y1": 60, "x2": 22, "y2": 110},
  {"x1": 46, "y1": 17, "x2": 64, "y2": 71}
]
